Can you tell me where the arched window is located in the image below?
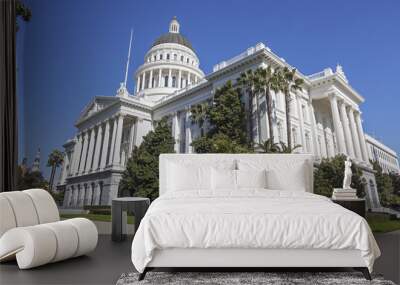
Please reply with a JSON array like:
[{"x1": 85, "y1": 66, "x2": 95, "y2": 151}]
[
  {"x1": 153, "y1": 55, "x2": 156, "y2": 61},
  {"x1": 166, "y1": 54, "x2": 170, "y2": 60},
  {"x1": 172, "y1": 76, "x2": 176, "y2": 88},
  {"x1": 160, "y1": 54, "x2": 163, "y2": 60},
  {"x1": 164, "y1": 76, "x2": 169, "y2": 87},
  {"x1": 174, "y1": 54, "x2": 177, "y2": 61},
  {"x1": 181, "y1": 55, "x2": 184, "y2": 62},
  {"x1": 187, "y1": 58, "x2": 189, "y2": 63}
]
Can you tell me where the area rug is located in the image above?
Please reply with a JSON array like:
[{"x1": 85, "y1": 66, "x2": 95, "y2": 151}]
[{"x1": 116, "y1": 271, "x2": 396, "y2": 285}]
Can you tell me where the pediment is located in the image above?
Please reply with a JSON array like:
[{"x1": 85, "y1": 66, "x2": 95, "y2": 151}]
[{"x1": 78, "y1": 96, "x2": 118, "y2": 122}]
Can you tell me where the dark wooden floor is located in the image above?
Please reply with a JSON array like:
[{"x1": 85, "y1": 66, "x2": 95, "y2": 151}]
[
  {"x1": 0, "y1": 232, "x2": 398, "y2": 285},
  {"x1": 0, "y1": 235, "x2": 134, "y2": 285}
]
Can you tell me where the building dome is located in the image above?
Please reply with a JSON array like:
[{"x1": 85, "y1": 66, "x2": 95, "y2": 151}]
[
  {"x1": 134, "y1": 17, "x2": 204, "y2": 102},
  {"x1": 152, "y1": 33, "x2": 194, "y2": 52}
]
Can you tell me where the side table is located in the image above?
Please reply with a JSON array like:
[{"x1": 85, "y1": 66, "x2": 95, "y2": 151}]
[
  {"x1": 332, "y1": 198, "x2": 366, "y2": 218},
  {"x1": 112, "y1": 197, "x2": 150, "y2": 242}
]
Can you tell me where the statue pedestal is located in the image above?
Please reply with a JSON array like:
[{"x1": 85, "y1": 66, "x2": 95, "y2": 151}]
[{"x1": 332, "y1": 188, "x2": 358, "y2": 200}]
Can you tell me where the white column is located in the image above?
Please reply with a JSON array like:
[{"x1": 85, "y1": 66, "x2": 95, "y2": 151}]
[
  {"x1": 72, "y1": 187, "x2": 78, "y2": 207},
  {"x1": 340, "y1": 102, "x2": 355, "y2": 158},
  {"x1": 158, "y1": 68, "x2": 162, "y2": 87},
  {"x1": 185, "y1": 109, "x2": 192, "y2": 153},
  {"x1": 321, "y1": 125, "x2": 328, "y2": 158},
  {"x1": 308, "y1": 102, "x2": 320, "y2": 156},
  {"x1": 141, "y1": 72, "x2": 146, "y2": 90},
  {"x1": 79, "y1": 185, "x2": 85, "y2": 207},
  {"x1": 93, "y1": 183, "x2": 101, "y2": 205},
  {"x1": 60, "y1": 152, "x2": 69, "y2": 184},
  {"x1": 329, "y1": 94, "x2": 347, "y2": 154},
  {"x1": 79, "y1": 131, "x2": 89, "y2": 173},
  {"x1": 136, "y1": 76, "x2": 140, "y2": 93},
  {"x1": 168, "y1": 69, "x2": 172, "y2": 87},
  {"x1": 296, "y1": 95, "x2": 306, "y2": 151},
  {"x1": 172, "y1": 112, "x2": 180, "y2": 153},
  {"x1": 108, "y1": 118, "x2": 118, "y2": 166},
  {"x1": 149, "y1": 69, "x2": 153, "y2": 88},
  {"x1": 348, "y1": 108, "x2": 363, "y2": 161},
  {"x1": 128, "y1": 120, "x2": 137, "y2": 157},
  {"x1": 92, "y1": 124, "x2": 103, "y2": 170},
  {"x1": 133, "y1": 119, "x2": 152, "y2": 147},
  {"x1": 100, "y1": 120, "x2": 110, "y2": 169},
  {"x1": 72, "y1": 135, "x2": 82, "y2": 175},
  {"x1": 113, "y1": 114, "x2": 124, "y2": 165},
  {"x1": 178, "y1": 70, "x2": 182, "y2": 89},
  {"x1": 85, "y1": 128, "x2": 96, "y2": 172},
  {"x1": 86, "y1": 184, "x2": 93, "y2": 205},
  {"x1": 355, "y1": 111, "x2": 369, "y2": 163}
]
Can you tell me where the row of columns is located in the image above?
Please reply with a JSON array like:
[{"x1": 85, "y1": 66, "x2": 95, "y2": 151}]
[
  {"x1": 171, "y1": 109, "x2": 192, "y2": 153},
  {"x1": 65, "y1": 182, "x2": 103, "y2": 208},
  {"x1": 328, "y1": 94, "x2": 369, "y2": 162},
  {"x1": 69, "y1": 114, "x2": 127, "y2": 177},
  {"x1": 136, "y1": 68, "x2": 199, "y2": 93}
]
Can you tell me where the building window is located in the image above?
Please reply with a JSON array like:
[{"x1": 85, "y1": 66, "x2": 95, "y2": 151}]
[
  {"x1": 305, "y1": 132, "x2": 311, "y2": 152},
  {"x1": 153, "y1": 55, "x2": 156, "y2": 61},
  {"x1": 160, "y1": 54, "x2": 163, "y2": 60},
  {"x1": 166, "y1": 54, "x2": 170, "y2": 60},
  {"x1": 172, "y1": 76, "x2": 177, "y2": 88},
  {"x1": 174, "y1": 54, "x2": 177, "y2": 61},
  {"x1": 181, "y1": 55, "x2": 184, "y2": 62},
  {"x1": 164, "y1": 76, "x2": 169, "y2": 87},
  {"x1": 187, "y1": 58, "x2": 189, "y2": 63}
]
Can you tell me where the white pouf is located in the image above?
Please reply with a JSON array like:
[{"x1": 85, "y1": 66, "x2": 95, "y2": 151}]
[{"x1": 0, "y1": 189, "x2": 98, "y2": 269}]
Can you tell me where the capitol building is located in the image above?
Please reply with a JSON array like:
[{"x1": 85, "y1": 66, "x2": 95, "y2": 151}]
[{"x1": 58, "y1": 17, "x2": 399, "y2": 209}]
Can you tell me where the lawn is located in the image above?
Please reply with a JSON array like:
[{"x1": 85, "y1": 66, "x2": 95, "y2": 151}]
[
  {"x1": 60, "y1": 213, "x2": 134, "y2": 224},
  {"x1": 366, "y1": 213, "x2": 400, "y2": 233}
]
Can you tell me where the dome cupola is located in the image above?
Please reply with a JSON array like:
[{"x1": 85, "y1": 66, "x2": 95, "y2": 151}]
[
  {"x1": 169, "y1": 16, "x2": 180, "y2": 33},
  {"x1": 134, "y1": 17, "x2": 204, "y2": 102}
]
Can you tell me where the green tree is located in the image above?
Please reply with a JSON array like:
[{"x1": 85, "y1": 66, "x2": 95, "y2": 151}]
[
  {"x1": 47, "y1": 149, "x2": 64, "y2": 192},
  {"x1": 190, "y1": 101, "x2": 209, "y2": 137},
  {"x1": 207, "y1": 81, "x2": 247, "y2": 145},
  {"x1": 388, "y1": 172, "x2": 400, "y2": 196},
  {"x1": 254, "y1": 67, "x2": 281, "y2": 142},
  {"x1": 17, "y1": 166, "x2": 48, "y2": 190},
  {"x1": 314, "y1": 155, "x2": 365, "y2": 198},
  {"x1": 119, "y1": 118, "x2": 175, "y2": 200},
  {"x1": 372, "y1": 161, "x2": 395, "y2": 207},
  {"x1": 276, "y1": 67, "x2": 304, "y2": 149},
  {"x1": 191, "y1": 81, "x2": 250, "y2": 153},
  {"x1": 278, "y1": 142, "x2": 302, "y2": 153},
  {"x1": 256, "y1": 138, "x2": 281, "y2": 153},
  {"x1": 16, "y1": 1, "x2": 32, "y2": 30},
  {"x1": 236, "y1": 69, "x2": 259, "y2": 144}
]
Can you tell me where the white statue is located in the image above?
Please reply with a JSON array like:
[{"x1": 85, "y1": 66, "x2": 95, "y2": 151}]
[{"x1": 343, "y1": 157, "x2": 353, "y2": 189}]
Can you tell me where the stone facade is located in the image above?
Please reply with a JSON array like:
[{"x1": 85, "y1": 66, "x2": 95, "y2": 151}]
[{"x1": 57, "y1": 17, "x2": 395, "y2": 210}]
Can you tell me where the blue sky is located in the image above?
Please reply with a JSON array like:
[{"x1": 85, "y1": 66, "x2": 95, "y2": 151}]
[{"x1": 18, "y1": 0, "x2": 400, "y2": 178}]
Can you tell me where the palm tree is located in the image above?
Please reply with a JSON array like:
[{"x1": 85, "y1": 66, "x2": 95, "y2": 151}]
[
  {"x1": 254, "y1": 66, "x2": 281, "y2": 142},
  {"x1": 279, "y1": 141, "x2": 302, "y2": 153},
  {"x1": 190, "y1": 102, "x2": 209, "y2": 137},
  {"x1": 257, "y1": 138, "x2": 281, "y2": 153},
  {"x1": 47, "y1": 149, "x2": 64, "y2": 192},
  {"x1": 278, "y1": 67, "x2": 304, "y2": 149},
  {"x1": 236, "y1": 70, "x2": 260, "y2": 144}
]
